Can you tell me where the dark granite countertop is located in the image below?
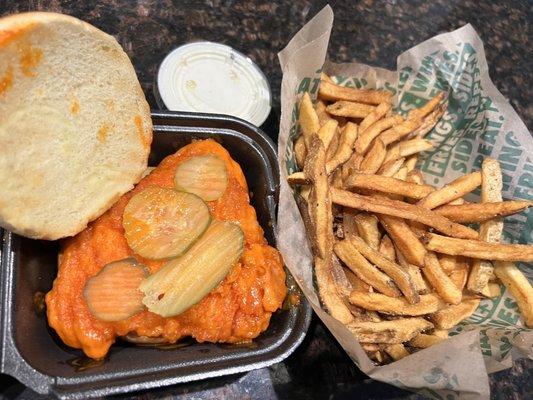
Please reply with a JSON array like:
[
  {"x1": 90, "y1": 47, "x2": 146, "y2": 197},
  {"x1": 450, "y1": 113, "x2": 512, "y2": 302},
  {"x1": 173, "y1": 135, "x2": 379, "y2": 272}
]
[{"x1": 0, "y1": 1, "x2": 531, "y2": 399}]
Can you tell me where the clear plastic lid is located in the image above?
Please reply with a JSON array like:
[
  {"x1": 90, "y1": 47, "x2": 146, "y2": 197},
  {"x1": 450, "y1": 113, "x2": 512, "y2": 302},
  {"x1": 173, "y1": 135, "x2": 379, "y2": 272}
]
[{"x1": 157, "y1": 41, "x2": 272, "y2": 126}]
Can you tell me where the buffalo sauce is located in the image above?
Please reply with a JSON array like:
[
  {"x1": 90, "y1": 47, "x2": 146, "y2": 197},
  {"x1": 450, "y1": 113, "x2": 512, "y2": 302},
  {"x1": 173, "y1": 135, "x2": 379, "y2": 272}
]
[{"x1": 45, "y1": 139, "x2": 287, "y2": 359}]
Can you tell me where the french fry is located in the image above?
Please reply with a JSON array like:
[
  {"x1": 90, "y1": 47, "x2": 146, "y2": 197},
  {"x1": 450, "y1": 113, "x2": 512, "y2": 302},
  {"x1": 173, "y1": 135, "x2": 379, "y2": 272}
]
[
  {"x1": 380, "y1": 118, "x2": 423, "y2": 146},
  {"x1": 315, "y1": 98, "x2": 327, "y2": 114},
  {"x1": 326, "y1": 101, "x2": 376, "y2": 118},
  {"x1": 299, "y1": 185, "x2": 311, "y2": 202},
  {"x1": 423, "y1": 252, "x2": 462, "y2": 304},
  {"x1": 360, "y1": 138, "x2": 386, "y2": 174},
  {"x1": 438, "y1": 254, "x2": 459, "y2": 274},
  {"x1": 434, "y1": 201, "x2": 530, "y2": 223},
  {"x1": 320, "y1": 72, "x2": 334, "y2": 83},
  {"x1": 334, "y1": 240, "x2": 400, "y2": 297},
  {"x1": 330, "y1": 168, "x2": 344, "y2": 189},
  {"x1": 319, "y1": 80, "x2": 392, "y2": 105},
  {"x1": 406, "y1": 169, "x2": 425, "y2": 185},
  {"x1": 409, "y1": 333, "x2": 445, "y2": 348},
  {"x1": 352, "y1": 212, "x2": 380, "y2": 250},
  {"x1": 346, "y1": 174, "x2": 434, "y2": 199},
  {"x1": 303, "y1": 136, "x2": 331, "y2": 259},
  {"x1": 393, "y1": 166, "x2": 408, "y2": 182},
  {"x1": 432, "y1": 329, "x2": 449, "y2": 339},
  {"x1": 347, "y1": 318, "x2": 434, "y2": 344},
  {"x1": 449, "y1": 264, "x2": 469, "y2": 291},
  {"x1": 447, "y1": 197, "x2": 466, "y2": 205},
  {"x1": 355, "y1": 115, "x2": 403, "y2": 154},
  {"x1": 383, "y1": 139, "x2": 434, "y2": 163},
  {"x1": 326, "y1": 122, "x2": 358, "y2": 174},
  {"x1": 379, "y1": 215, "x2": 427, "y2": 266},
  {"x1": 423, "y1": 233, "x2": 533, "y2": 261},
  {"x1": 385, "y1": 344, "x2": 410, "y2": 360},
  {"x1": 317, "y1": 119, "x2": 339, "y2": 151},
  {"x1": 348, "y1": 292, "x2": 444, "y2": 316},
  {"x1": 344, "y1": 266, "x2": 372, "y2": 293},
  {"x1": 344, "y1": 236, "x2": 419, "y2": 303},
  {"x1": 331, "y1": 188, "x2": 479, "y2": 239},
  {"x1": 361, "y1": 343, "x2": 383, "y2": 352},
  {"x1": 330, "y1": 253, "x2": 355, "y2": 298},
  {"x1": 404, "y1": 155, "x2": 418, "y2": 172},
  {"x1": 296, "y1": 193, "x2": 353, "y2": 322},
  {"x1": 411, "y1": 101, "x2": 446, "y2": 138},
  {"x1": 294, "y1": 134, "x2": 307, "y2": 170},
  {"x1": 315, "y1": 256, "x2": 355, "y2": 324},
  {"x1": 303, "y1": 136, "x2": 354, "y2": 323},
  {"x1": 360, "y1": 101, "x2": 392, "y2": 133},
  {"x1": 396, "y1": 248, "x2": 429, "y2": 294},
  {"x1": 369, "y1": 350, "x2": 387, "y2": 363},
  {"x1": 487, "y1": 282, "x2": 501, "y2": 298},
  {"x1": 378, "y1": 157, "x2": 405, "y2": 177},
  {"x1": 299, "y1": 92, "x2": 320, "y2": 147},
  {"x1": 341, "y1": 151, "x2": 364, "y2": 182},
  {"x1": 295, "y1": 193, "x2": 317, "y2": 249},
  {"x1": 408, "y1": 92, "x2": 445, "y2": 120},
  {"x1": 344, "y1": 267, "x2": 381, "y2": 322},
  {"x1": 417, "y1": 171, "x2": 482, "y2": 210},
  {"x1": 430, "y1": 297, "x2": 480, "y2": 330},
  {"x1": 438, "y1": 254, "x2": 469, "y2": 291},
  {"x1": 326, "y1": 126, "x2": 340, "y2": 161},
  {"x1": 379, "y1": 235, "x2": 396, "y2": 261},
  {"x1": 468, "y1": 158, "x2": 504, "y2": 296},
  {"x1": 494, "y1": 261, "x2": 533, "y2": 327},
  {"x1": 316, "y1": 100, "x2": 331, "y2": 126},
  {"x1": 287, "y1": 172, "x2": 308, "y2": 186},
  {"x1": 342, "y1": 210, "x2": 359, "y2": 239}
]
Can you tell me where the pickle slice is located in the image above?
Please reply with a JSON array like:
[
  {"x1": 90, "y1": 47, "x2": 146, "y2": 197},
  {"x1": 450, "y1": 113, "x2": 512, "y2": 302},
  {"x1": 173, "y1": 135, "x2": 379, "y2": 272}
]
[
  {"x1": 174, "y1": 155, "x2": 228, "y2": 201},
  {"x1": 140, "y1": 221, "x2": 244, "y2": 317},
  {"x1": 83, "y1": 258, "x2": 148, "y2": 322},
  {"x1": 123, "y1": 186, "x2": 211, "y2": 260}
]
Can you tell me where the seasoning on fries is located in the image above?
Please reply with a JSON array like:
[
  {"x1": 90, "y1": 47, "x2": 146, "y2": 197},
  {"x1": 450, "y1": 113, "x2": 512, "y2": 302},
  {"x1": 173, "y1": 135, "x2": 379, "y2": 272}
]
[{"x1": 288, "y1": 76, "x2": 533, "y2": 364}]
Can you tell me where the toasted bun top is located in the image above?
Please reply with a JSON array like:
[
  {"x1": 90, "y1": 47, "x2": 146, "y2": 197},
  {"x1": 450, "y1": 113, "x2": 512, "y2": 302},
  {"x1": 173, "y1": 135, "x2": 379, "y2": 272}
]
[{"x1": 0, "y1": 12, "x2": 152, "y2": 240}]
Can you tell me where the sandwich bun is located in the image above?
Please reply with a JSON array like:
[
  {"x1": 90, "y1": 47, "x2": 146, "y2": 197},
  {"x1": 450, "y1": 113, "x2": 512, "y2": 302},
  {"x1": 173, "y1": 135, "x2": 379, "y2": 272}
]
[{"x1": 0, "y1": 12, "x2": 152, "y2": 239}]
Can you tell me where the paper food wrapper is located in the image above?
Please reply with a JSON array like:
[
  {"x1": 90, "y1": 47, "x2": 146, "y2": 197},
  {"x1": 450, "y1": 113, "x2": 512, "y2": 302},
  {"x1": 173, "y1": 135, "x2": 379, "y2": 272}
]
[{"x1": 277, "y1": 5, "x2": 532, "y2": 399}]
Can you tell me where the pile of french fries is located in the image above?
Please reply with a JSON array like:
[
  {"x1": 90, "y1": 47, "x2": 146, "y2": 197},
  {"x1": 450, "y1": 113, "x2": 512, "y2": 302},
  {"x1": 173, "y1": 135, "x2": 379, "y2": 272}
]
[{"x1": 288, "y1": 74, "x2": 533, "y2": 364}]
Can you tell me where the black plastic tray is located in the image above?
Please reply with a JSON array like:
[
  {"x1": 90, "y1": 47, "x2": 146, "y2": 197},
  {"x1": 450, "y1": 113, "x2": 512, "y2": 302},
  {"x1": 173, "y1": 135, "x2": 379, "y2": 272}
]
[{"x1": 0, "y1": 111, "x2": 312, "y2": 399}]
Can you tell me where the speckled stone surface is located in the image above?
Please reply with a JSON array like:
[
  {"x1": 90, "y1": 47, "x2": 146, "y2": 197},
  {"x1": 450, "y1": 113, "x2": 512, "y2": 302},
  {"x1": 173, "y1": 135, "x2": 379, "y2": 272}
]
[{"x1": 0, "y1": 1, "x2": 531, "y2": 399}]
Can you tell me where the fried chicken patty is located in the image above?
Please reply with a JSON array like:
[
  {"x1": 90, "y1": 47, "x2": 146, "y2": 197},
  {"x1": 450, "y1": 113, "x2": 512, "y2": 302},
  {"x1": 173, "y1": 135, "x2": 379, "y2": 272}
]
[{"x1": 46, "y1": 140, "x2": 287, "y2": 359}]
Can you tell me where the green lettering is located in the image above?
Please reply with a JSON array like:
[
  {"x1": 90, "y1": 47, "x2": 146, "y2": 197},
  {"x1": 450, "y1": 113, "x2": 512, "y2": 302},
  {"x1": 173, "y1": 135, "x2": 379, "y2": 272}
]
[
  {"x1": 500, "y1": 161, "x2": 517, "y2": 172},
  {"x1": 518, "y1": 172, "x2": 532, "y2": 190},
  {"x1": 498, "y1": 146, "x2": 522, "y2": 166},
  {"x1": 297, "y1": 78, "x2": 310, "y2": 94},
  {"x1": 481, "y1": 129, "x2": 499, "y2": 145},
  {"x1": 344, "y1": 80, "x2": 356, "y2": 88},
  {"x1": 384, "y1": 82, "x2": 397, "y2": 95},
  {"x1": 402, "y1": 92, "x2": 427, "y2": 110},
  {"x1": 451, "y1": 160, "x2": 467, "y2": 173},
  {"x1": 497, "y1": 308, "x2": 518, "y2": 325},
  {"x1": 505, "y1": 131, "x2": 520, "y2": 147},
  {"x1": 335, "y1": 76, "x2": 348, "y2": 85},
  {"x1": 504, "y1": 297, "x2": 518, "y2": 310},
  {"x1": 479, "y1": 332, "x2": 492, "y2": 356},
  {"x1": 291, "y1": 103, "x2": 299, "y2": 123},
  {"x1": 310, "y1": 78, "x2": 321, "y2": 93},
  {"x1": 478, "y1": 142, "x2": 492, "y2": 156},
  {"x1": 455, "y1": 139, "x2": 473, "y2": 155},
  {"x1": 473, "y1": 154, "x2": 484, "y2": 169},
  {"x1": 513, "y1": 172, "x2": 533, "y2": 200},
  {"x1": 501, "y1": 172, "x2": 513, "y2": 192}
]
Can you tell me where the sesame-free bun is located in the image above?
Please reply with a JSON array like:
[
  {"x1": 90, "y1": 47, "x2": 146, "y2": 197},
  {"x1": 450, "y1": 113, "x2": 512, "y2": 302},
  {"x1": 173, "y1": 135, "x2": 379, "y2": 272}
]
[{"x1": 0, "y1": 12, "x2": 152, "y2": 240}]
